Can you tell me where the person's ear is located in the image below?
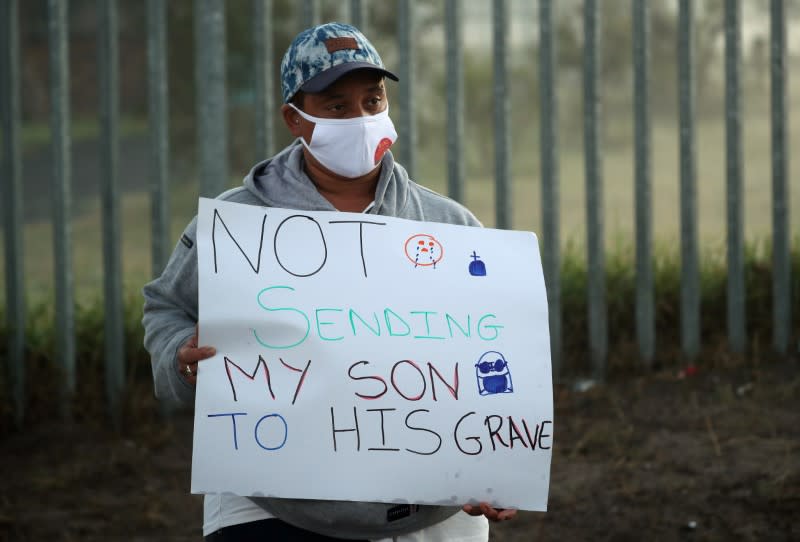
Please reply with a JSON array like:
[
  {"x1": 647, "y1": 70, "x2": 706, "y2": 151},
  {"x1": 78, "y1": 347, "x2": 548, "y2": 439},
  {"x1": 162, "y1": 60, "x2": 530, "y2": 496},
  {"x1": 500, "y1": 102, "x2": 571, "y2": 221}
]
[{"x1": 281, "y1": 104, "x2": 303, "y2": 137}]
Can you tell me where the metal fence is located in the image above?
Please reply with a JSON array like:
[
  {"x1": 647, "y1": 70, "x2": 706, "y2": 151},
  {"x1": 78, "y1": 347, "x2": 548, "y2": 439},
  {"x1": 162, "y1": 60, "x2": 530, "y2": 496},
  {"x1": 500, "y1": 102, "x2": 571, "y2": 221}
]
[{"x1": 1, "y1": 0, "x2": 794, "y2": 426}]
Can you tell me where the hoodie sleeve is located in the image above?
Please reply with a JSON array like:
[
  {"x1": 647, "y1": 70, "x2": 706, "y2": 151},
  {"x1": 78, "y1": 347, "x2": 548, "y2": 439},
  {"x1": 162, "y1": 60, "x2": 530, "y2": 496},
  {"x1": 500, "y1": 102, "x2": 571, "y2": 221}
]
[{"x1": 142, "y1": 217, "x2": 201, "y2": 407}]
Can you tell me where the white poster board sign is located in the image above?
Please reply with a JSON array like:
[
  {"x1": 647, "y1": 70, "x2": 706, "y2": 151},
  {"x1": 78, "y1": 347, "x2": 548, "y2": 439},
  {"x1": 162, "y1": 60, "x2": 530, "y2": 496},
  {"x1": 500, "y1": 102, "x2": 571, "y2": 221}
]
[{"x1": 191, "y1": 197, "x2": 553, "y2": 511}]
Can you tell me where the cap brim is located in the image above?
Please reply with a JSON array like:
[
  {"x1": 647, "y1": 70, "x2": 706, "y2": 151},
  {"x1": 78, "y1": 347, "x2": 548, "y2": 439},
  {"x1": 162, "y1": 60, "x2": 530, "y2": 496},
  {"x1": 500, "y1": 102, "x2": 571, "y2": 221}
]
[{"x1": 300, "y1": 62, "x2": 399, "y2": 94}]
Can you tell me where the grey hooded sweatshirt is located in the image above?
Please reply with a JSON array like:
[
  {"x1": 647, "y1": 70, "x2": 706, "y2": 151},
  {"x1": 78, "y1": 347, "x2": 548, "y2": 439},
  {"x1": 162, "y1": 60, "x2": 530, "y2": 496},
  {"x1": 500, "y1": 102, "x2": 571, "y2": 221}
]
[{"x1": 142, "y1": 140, "x2": 483, "y2": 539}]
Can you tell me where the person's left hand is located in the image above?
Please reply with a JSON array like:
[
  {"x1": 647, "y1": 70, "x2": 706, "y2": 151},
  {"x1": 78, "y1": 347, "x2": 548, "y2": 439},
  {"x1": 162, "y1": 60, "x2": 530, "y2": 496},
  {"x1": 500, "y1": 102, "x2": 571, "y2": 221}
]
[{"x1": 462, "y1": 502, "x2": 517, "y2": 522}]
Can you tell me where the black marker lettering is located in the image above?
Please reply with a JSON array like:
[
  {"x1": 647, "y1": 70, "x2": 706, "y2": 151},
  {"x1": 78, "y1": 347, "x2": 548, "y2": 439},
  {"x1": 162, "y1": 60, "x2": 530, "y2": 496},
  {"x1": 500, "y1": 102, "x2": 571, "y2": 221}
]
[
  {"x1": 367, "y1": 408, "x2": 400, "y2": 451},
  {"x1": 327, "y1": 220, "x2": 387, "y2": 277},
  {"x1": 538, "y1": 420, "x2": 552, "y2": 450},
  {"x1": 273, "y1": 215, "x2": 327, "y2": 277},
  {"x1": 212, "y1": 209, "x2": 266, "y2": 274},
  {"x1": 428, "y1": 362, "x2": 459, "y2": 401},
  {"x1": 224, "y1": 356, "x2": 274, "y2": 402},
  {"x1": 279, "y1": 358, "x2": 312, "y2": 405},
  {"x1": 348, "y1": 361, "x2": 388, "y2": 400},
  {"x1": 508, "y1": 416, "x2": 529, "y2": 449},
  {"x1": 330, "y1": 406, "x2": 360, "y2": 452},
  {"x1": 404, "y1": 409, "x2": 442, "y2": 456},
  {"x1": 484, "y1": 414, "x2": 508, "y2": 451},
  {"x1": 454, "y1": 411, "x2": 482, "y2": 455},
  {"x1": 522, "y1": 418, "x2": 540, "y2": 450},
  {"x1": 391, "y1": 360, "x2": 427, "y2": 401}
]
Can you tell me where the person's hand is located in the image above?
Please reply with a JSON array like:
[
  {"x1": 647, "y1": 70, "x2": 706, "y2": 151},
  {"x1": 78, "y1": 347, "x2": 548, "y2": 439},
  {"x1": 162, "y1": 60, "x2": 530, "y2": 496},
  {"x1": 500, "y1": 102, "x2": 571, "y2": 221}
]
[
  {"x1": 177, "y1": 326, "x2": 216, "y2": 385},
  {"x1": 462, "y1": 502, "x2": 517, "y2": 522}
]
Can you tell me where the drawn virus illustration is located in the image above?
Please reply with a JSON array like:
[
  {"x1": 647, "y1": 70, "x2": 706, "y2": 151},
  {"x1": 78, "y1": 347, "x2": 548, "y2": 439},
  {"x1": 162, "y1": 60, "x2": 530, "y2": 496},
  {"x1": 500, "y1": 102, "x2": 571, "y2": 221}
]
[
  {"x1": 404, "y1": 234, "x2": 444, "y2": 268},
  {"x1": 475, "y1": 351, "x2": 513, "y2": 395},
  {"x1": 468, "y1": 251, "x2": 487, "y2": 276}
]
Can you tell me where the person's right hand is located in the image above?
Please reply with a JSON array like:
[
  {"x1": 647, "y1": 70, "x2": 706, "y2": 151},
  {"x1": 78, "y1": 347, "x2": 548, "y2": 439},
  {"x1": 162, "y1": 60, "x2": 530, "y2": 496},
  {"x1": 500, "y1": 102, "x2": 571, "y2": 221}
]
[{"x1": 177, "y1": 326, "x2": 216, "y2": 385}]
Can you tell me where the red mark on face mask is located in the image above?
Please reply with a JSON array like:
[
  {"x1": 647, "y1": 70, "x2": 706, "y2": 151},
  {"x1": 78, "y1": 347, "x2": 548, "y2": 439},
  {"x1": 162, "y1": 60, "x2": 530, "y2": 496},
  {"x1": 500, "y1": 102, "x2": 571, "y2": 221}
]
[{"x1": 374, "y1": 138, "x2": 393, "y2": 164}]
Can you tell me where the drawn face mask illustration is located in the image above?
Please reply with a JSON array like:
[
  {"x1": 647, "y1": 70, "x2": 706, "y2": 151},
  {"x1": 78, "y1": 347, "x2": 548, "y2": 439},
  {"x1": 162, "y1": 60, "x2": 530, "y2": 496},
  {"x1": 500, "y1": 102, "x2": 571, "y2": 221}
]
[
  {"x1": 475, "y1": 351, "x2": 513, "y2": 395},
  {"x1": 289, "y1": 103, "x2": 398, "y2": 178}
]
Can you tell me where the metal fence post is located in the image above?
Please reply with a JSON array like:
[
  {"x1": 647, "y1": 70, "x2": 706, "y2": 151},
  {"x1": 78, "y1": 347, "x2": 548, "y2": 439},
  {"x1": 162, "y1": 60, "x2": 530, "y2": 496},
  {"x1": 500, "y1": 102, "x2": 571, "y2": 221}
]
[
  {"x1": 677, "y1": 0, "x2": 700, "y2": 360},
  {"x1": 493, "y1": 0, "x2": 511, "y2": 230},
  {"x1": 98, "y1": 0, "x2": 125, "y2": 423},
  {"x1": 633, "y1": 0, "x2": 655, "y2": 364},
  {"x1": 254, "y1": 0, "x2": 275, "y2": 162},
  {"x1": 445, "y1": 0, "x2": 464, "y2": 204},
  {"x1": 724, "y1": 0, "x2": 747, "y2": 354},
  {"x1": 583, "y1": 0, "x2": 607, "y2": 378},
  {"x1": 397, "y1": 0, "x2": 416, "y2": 180},
  {"x1": 350, "y1": 0, "x2": 368, "y2": 33},
  {"x1": 195, "y1": 0, "x2": 228, "y2": 197},
  {"x1": 770, "y1": 0, "x2": 791, "y2": 354},
  {"x1": 303, "y1": 0, "x2": 319, "y2": 28},
  {"x1": 48, "y1": 0, "x2": 76, "y2": 412},
  {"x1": 148, "y1": 0, "x2": 170, "y2": 277},
  {"x1": 539, "y1": 0, "x2": 561, "y2": 378},
  {"x1": 1, "y1": 0, "x2": 26, "y2": 427}
]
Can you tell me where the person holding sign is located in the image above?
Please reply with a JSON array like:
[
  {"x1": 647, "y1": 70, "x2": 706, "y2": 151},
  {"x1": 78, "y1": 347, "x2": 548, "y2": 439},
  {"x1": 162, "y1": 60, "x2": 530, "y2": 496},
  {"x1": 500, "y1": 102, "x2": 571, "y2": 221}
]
[{"x1": 143, "y1": 22, "x2": 516, "y2": 541}]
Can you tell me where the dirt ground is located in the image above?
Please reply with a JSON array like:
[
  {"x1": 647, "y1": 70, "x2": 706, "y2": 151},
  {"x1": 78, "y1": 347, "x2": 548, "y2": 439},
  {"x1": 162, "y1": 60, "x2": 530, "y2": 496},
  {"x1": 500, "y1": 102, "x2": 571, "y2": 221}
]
[{"x1": 1, "y1": 359, "x2": 798, "y2": 542}]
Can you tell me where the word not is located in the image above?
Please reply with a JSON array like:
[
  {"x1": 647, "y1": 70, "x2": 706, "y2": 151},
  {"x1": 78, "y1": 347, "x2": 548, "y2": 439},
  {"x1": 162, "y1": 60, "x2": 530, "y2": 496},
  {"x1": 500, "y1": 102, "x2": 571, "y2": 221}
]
[
  {"x1": 212, "y1": 208, "x2": 386, "y2": 278},
  {"x1": 253, "y1": 285, "x2": 504, "y2": 349}
]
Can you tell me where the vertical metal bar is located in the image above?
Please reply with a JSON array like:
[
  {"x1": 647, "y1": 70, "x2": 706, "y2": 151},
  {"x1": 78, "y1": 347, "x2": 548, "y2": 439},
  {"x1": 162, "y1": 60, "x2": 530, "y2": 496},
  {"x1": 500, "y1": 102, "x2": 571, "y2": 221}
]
[
  {"x1": 253, "y1": 0, "x2": 275, "y2": 161},
  {"x1": 770, "y1": 0, "x2": 791, "y2": 354},
  {"x1": 1, "y1": 0, "x2": 25, "y2": 427},
  {"x1": 48, "y1": 0, "x2": 76, "y2": 407},
  {"x1": 539, "y1": 0, "x2": 561, "y2": 377},
  {"x1": 302, "y1": 0, "x2": 319, "y2": 28},
  {"x1": 583, "y1": 0, "x2": 607, "y2": 377},
  {"x1": 724, "y1": 0, "x2": 746, "y2": 354},
  {"x1": 632, "y1": 0, "x2": 654, "y2": 364},
  {"x1": 148, "y1": 2, "x2": 174, "y2": 421},
  {"x1": 147, "y1": 0, "x2": 170, "y2": 276},
  {"x1": 493, "y1": 0, "x2": 511, "y2": 230},
  {"x1": 397, "y1": 0, "x2": 416, "y2": 180},
  {"x1": 194, "y1": 0, "x2": 228, "y2": 197},
  {"x1": 445, "y1": 0, "x2": 464, "y2": 203},
  {"x1": 677, "y1": 0, "x2": 700, "y2": 359},
  {"x1": 350, "y1": 0, "x2": 368, "y2": 33},
  {"x1": 98, "y1": 0, "x2": 125, "y2": 421}
]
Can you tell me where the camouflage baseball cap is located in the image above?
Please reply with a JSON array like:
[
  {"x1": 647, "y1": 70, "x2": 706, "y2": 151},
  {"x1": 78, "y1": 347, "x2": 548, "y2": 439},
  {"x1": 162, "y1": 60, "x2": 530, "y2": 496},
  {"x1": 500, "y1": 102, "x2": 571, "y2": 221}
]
[{"x1": 281, "y1": 22, "x2": 398, "y2": 103}]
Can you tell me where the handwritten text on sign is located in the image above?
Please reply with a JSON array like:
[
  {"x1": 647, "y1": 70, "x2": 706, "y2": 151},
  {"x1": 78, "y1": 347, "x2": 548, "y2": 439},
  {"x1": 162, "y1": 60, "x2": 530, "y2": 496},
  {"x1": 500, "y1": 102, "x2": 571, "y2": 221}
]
[{"x1": 191, "y1": 197, "x2": 553, "y2": 511}]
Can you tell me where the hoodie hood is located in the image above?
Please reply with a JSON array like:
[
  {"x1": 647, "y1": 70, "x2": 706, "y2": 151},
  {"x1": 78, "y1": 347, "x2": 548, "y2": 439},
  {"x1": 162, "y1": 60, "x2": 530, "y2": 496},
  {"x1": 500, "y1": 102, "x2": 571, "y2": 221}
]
[{"x1": 243, "y1": 139, "x2": 410, "y2": 217}]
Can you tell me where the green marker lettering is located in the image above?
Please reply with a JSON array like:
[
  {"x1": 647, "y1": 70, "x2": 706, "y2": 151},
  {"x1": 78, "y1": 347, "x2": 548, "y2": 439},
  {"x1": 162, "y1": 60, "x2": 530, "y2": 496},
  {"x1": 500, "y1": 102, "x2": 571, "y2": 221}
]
[
  {"x1": 316, "y1": 308, "x2": 344, "y2": 341},
  {"x1": 253, "y1": 285, "x2": 310, "y2": 349}
]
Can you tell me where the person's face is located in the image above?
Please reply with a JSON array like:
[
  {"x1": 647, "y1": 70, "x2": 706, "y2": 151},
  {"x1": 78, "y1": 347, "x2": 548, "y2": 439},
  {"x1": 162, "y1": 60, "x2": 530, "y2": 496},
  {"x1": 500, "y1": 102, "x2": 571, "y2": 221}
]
[{"x1": 282, "y1": 69, "x2": 388, "y2": 144}]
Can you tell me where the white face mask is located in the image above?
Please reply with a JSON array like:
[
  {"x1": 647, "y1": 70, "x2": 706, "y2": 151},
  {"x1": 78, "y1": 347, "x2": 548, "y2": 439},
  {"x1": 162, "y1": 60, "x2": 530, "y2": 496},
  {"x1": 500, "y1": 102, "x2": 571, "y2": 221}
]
[{"x1": 289, "y1": 103, "x2": 398, "y2": 178}]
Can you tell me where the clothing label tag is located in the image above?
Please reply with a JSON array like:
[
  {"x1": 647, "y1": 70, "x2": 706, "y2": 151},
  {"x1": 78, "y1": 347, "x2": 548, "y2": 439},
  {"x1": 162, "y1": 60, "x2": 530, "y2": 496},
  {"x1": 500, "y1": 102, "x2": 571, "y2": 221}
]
[
  {"x1": 180, "y1": 234, "x2": 194, "y2": 249},
  {"x1": 386, "y1": 504, "x2": 419, "y2": 522}
]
